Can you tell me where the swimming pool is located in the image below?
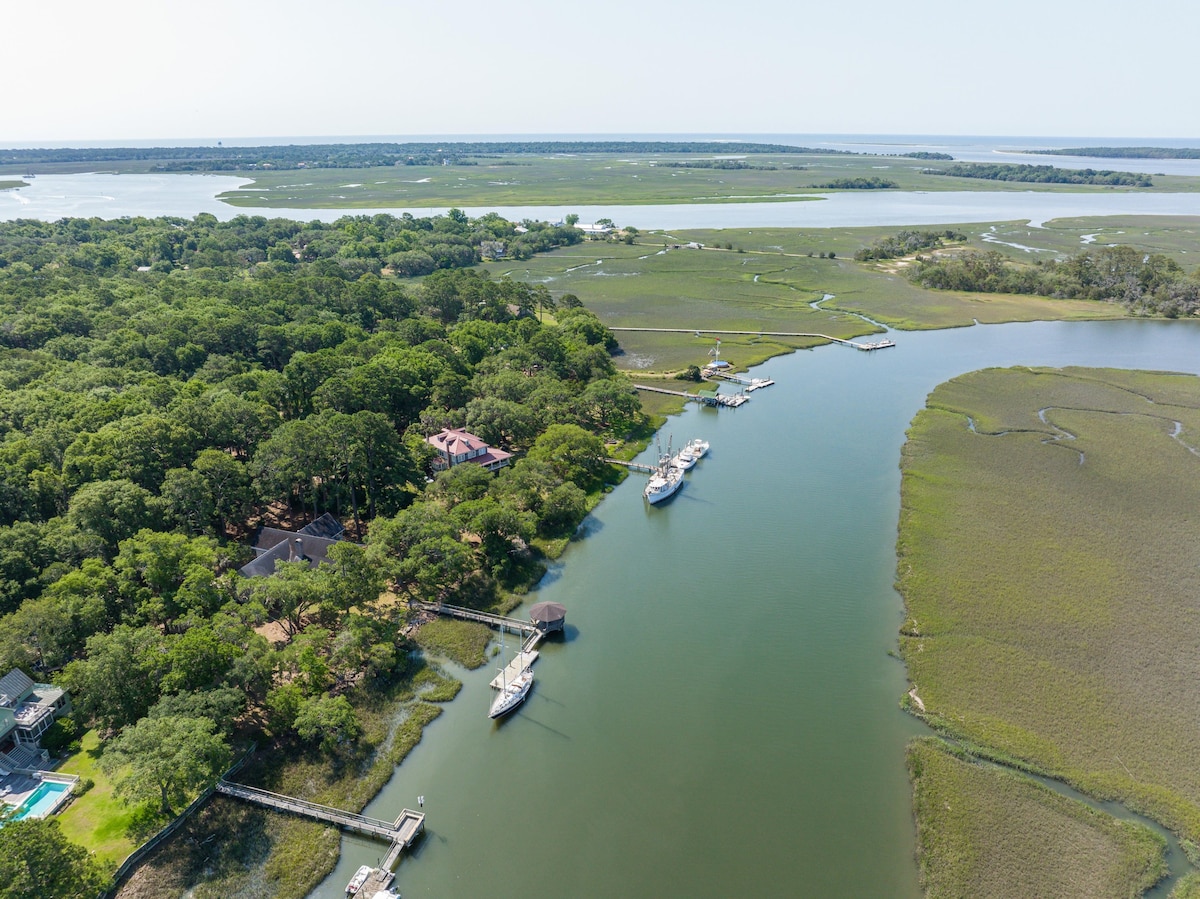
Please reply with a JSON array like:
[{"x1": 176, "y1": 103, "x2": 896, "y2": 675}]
[{"x1": 12, "y1": 781, "x2": 69, "y2": 820}]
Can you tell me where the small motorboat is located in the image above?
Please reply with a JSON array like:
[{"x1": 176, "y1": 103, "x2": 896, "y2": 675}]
[{"x1": 346, "y1": 865, "x2": 373, "y2": 895}]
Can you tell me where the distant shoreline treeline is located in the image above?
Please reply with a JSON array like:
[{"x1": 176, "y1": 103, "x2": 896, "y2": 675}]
[
  {"x1": 0, "y1": 141, "x2": 855, "y2": 172},
  {"x1": 925, "y1": 163, "x2": 1152, "y2": 187},
  {"x1": 1029, "y1": 147, "x2": 1200, "y2": 160}
]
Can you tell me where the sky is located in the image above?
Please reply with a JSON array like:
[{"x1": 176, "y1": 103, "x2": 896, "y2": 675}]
[{"x1": 4, "y1": 0, "x2": 1198, "y2": 144}]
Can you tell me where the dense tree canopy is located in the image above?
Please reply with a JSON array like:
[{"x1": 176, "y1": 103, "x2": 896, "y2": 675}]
[
  {"x1": 0, "y1": 817, "x2": 108, "y2": 899},
  {"x1": 0, "y1": 210, "x2": 641, "y2": 853},
  {"x1": 909, "y1": 245, "x2": 1200, "y2": 317}
]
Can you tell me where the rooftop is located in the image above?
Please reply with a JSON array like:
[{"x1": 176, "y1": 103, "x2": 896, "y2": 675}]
[{"x1": 239, "y1": 513, "x2": 346, "y2": 579}]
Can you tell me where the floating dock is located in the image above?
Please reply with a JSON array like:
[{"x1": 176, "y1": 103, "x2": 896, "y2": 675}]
[{"x1": 410, "y1": 601, "x2": 560, "y2": 690}]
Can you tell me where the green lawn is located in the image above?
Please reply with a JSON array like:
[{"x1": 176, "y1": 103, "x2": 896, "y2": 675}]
[
  {"x1": 55, "y1": 730, "x2": 140, "y2": 870},
  {"x1": 899, "y1": 367, "x2": 1200, "y2": 844}
]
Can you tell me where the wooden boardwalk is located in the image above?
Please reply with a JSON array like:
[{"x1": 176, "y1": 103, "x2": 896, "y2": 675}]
[
  {"x1": 631, "y1": 384, "x2": 749, "y2": 407},
  {"x1": 215, "y1": 780, "x2": 424, "y2": 895},
  {"x1": 214, "y1": 781, "x2": 424, "y2": 845},
  {"x1": 604, "y1": 457, "x2": 657, "y2": 474},
  {"x1": 412, "y1": 601, "x2": 536, "y2": 637}
]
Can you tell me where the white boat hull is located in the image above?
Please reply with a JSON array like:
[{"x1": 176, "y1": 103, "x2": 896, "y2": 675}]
[
  {"x1": 644, "y1": 468, "x2": 684, "y2": 504},
  {"x1": 489, "y1": 667, "x2": 534, "y2": 718},
  {"x1": 346, "y1": 864, "x2": 373, "y2": 895}
]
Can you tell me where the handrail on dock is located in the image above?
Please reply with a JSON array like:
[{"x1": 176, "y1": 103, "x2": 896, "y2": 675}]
[
  {"x1": 604, "y1": 457, "x2": 657, "y2": 474},
  {"x1": 411, "y1": 601, "x2": 536, "y2": 635},
  {"x1": 215, "y1": 777, "x2": 425, "y2": 895},
  {"x1": 214, "y1": 781, "x2": 422, "y2": 841}
]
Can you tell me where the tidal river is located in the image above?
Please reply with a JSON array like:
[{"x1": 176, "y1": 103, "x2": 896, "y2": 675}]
[{"x1": 308, "y1": 318, "x2": 1200, "y2": 899}]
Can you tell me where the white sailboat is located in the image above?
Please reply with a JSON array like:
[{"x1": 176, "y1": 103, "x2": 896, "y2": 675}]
[
  {"x1": 488, "y1": 624, "x2": 533, "y2": 719},
  {"x1": 488, "y1": 665, "x2": 534, "y2": 719}
]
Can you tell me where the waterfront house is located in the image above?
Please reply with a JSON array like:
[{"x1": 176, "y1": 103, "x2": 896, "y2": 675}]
[
  {"x1": 0, "y1": 669, "x2": 70, "y2": 771},
  {"x1": 576, "y1": 223, "x2": 613, "y2": 239},
  {"x1": 426, "y1": 428, "x2": 512, "y2": 473},
  {"x1": 237, "y1": 512, "x2": 345, "y2": 578}
]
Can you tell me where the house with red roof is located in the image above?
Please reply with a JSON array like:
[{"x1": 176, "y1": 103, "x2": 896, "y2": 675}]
[{"x1": 426, "y1": 428, "x2": 512, "y2": 473}]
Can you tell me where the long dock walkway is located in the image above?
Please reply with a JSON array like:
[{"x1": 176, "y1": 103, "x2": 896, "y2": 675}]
[
  {"x1": 610, "y1": 326, "x2": 894, "y2": 351},
  {"x1": 215, "y1": 781, "x2": 424, "y2": 896},
  {"x1": 214, "y1": 781, "x2": 424, "y2": 844},
  {"x1": 631, "y1": 384, "x2": 749, "y2": 407},
  {"x1": 604, "y1": 457, "x2": 657, "y2": 474}
]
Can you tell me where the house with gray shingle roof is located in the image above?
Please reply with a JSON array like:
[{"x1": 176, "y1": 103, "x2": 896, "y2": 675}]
[{"x1": 237, "y1": 513, "x2": 346, "y2": 579}]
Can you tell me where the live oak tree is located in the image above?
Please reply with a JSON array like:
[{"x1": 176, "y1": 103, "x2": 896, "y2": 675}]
[
  {"x1": 99, "y1": 714, "x2": 230, "y2": 815},
  {"x1": 0, "y1": 817, "x2": 107, "y2": 899},
  {"x1": 99, "y1": 715, "x2": 230, "y2": 811}
]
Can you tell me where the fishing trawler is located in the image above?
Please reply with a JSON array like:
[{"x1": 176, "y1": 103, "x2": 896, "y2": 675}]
[{"x1": 644, "y1": 440, "x2": 684, "y2": 504}]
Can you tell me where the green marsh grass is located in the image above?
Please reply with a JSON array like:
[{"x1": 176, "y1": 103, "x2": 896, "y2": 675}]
[
  {"x1": 412, "y1": 618, "x2": 492, "y2": 669},
  {"x1": 908, "y1": 738, "x2": 1167, "y2": 899},
  {"x1": 213, "y1": 154, "x2": 1200, "y2": 209},
  {"x1": 899, "y1": 368, "x2": 1200, "y2": 847},
  {"x1": 485, "y1": 231, "x2": 1129, "y2": 370}
]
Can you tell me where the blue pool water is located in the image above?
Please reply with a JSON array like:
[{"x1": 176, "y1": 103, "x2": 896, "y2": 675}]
[{"x1": 13, "y1": 781, "x2": 68, "y2": 820}]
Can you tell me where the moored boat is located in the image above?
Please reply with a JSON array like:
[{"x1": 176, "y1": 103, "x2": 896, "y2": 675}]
[
  {"x1": 644, "y1": 465, "x2": 683, "y2": 503},
  {"x1": 644, "y1": 438, "x2": 685, "y2": 504},
  {"x1": 488, "y1": 666, "x2": 534, "y2": 718},
  {"x1": 346, "y1": 865, "x2": 373, "y2": 895},
  {"x1": 685, "y1": 438, "x2": 709, "y2": 459},
  {"x1": 670, "y1": 447, "x2": 696, "y2": 470}
]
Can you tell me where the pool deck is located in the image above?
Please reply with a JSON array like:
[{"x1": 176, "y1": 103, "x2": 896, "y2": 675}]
[{"x1": 0, "y1": 772, "x2": 76, "y2": 819}]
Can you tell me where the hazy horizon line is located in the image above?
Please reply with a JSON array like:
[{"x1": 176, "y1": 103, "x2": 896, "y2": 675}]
[{"x1": 4, "y1": 132, "x2": 1200, "y2": 150}]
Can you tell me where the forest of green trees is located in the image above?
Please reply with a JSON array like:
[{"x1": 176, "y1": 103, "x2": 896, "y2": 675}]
[
  {"x1": 0, "y1": 211, "x2": 643, "y2": 872},
  {"x1": 814, "y1": 177, "x2": 898, "y2": 189},
  {"x1": 925, "y1": 162, "x2": 1153, "y2": 187},
  {"x1": 908, "y1": 245, "x2": 1200, "y2": 317},
  {"x1": 1029, "y1": 147, "x2": 1200, "y2": 160},
  {"x1": 0, "y1": 141, "x2": 846, "y2": 173},
  {"x1": 853, "y1": 229, "x2": 967, "y2": 261}
]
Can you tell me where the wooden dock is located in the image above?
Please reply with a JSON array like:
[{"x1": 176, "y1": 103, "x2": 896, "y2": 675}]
[
  {"x1": 610, "y1": 326, "x2": 895, "y2": 351},
  {"x1": 411, "y1": 601, "x2": 546, "y2": 688},
  {"x1": 215, "y1": 781, "x2": 423, "y2": 895},
  {"x1": 214, "y1": 781, "x2": 424, "y2": 845},
  {"x1": 707, "y1": 371, "x2": 775, "y2": 390},
  {"x1": 632, "y1": 384, "x2": 749, "y2": 407},
  {"x1": 604, "y1": 457, "x2": 657, "y2": 474}
]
